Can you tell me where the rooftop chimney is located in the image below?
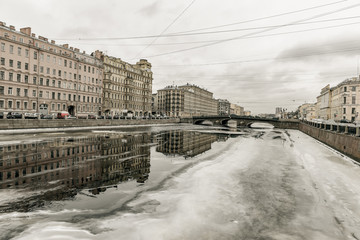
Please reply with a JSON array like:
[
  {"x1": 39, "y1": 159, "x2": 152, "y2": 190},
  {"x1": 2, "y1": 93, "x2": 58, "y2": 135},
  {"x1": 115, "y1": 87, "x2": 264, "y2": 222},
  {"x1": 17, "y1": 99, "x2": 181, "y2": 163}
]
[
  {"x1": 63, "y1": 44, "x2": 69, "y2": 48},
  {"x1": 20, "y1": 27, "x2": 31, "y2": 36},
  {"x1": 9, "y1": 25, "x2": 15, "y2": 31},
  {"x1": 70, "y1": 47, "x2": 73, "y2": 50},
  {"x1": 31, "y1": 33, "x2": 36, "y2": 37},
  {"x1": 0, "y1": 21, "x2": 5, "y2": 27},
  {"x1": 51, "y1": 40, "x2": 55, "y2": 44}
]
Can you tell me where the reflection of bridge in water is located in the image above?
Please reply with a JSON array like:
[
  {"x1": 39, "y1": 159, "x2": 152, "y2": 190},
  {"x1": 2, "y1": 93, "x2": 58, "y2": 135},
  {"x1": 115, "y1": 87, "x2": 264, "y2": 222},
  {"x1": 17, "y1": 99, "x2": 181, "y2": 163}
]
[{"x1": 192, "y1": 116, "x2": 299, "y2": 129}]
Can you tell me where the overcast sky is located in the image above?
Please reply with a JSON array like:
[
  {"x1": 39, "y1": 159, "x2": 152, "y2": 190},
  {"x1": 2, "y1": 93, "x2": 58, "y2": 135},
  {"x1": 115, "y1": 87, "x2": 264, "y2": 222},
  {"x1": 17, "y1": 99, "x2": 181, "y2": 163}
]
[{"x1": 2, "y1": 0, "x2": 360, "y2": 114}]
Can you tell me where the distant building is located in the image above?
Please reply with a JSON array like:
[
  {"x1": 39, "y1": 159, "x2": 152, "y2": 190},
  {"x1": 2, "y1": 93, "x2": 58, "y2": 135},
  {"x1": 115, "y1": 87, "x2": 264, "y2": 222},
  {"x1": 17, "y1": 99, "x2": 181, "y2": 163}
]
[
  {"x1": 298, "y1": 103, "x2": 316, "y2": 120},
  {"x1": 0, "y1": 21, "x2": 103, "y2": 116},
  {"x1": 96, "y1": 51, "x2": 152, "y2": 117},
  {"x1": 157, "y1": 84, "x2": 218, "y2": 117},
  {"x1": 217, "y1": 99, "x2": 230, "y2": 115},
  {"x1": 316, "y1": 84, "x2": 332, "y2": 120},
  {"x1": 244, "y1": 110, "x2": 251, "y2": 116},
  {"x1": 230, "y1": 103, "x2": 244, "y2": 115}
]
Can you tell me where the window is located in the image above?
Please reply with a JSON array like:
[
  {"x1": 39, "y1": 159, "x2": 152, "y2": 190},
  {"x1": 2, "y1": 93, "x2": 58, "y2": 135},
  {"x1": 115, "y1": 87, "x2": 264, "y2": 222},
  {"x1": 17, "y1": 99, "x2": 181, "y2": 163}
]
[
  {"x1": 16, "y1": 74, "x2": 21, "y2": 82},
  {"x1": 58, "y1": 93, "x2": 61, "y2": 100},
  {"x1": 64, "y1": 60, "x2": 67, "y2": 67},
  {"x1": 25, "y1": 49, "x2": 29, "y2": 57},
  {"x1": 58, "y1": 81, "x2": 61, "y2": 88},
  {"x1": 16, "y1": 88, "x2": 20, "y2": 96},
  {"x1": 9, "y1": 45, "x2": 13, "y2": 54},
  {"x1": 8, "y1": 100, "x2": 13, "y2": 108},
  {"x1": 52, "y1": 80, "x2": 55, "y2": 87},
  {"x1": 17, "y1": 61, "x2": 21, "y2": 69},
  {"x1": 40, "y1": 66, "x2": 44, "y2": 73},
  {"x1": 9, "y1": 72, "x2": 13, "y2": 81},
  {"x1": 352, "y1": 86, "x2": 356, "y2": 91},
  {"x1": 52, "y1": 92, "x2": 55, "y2": 99},
  {"x1": 9, "y1": 59, "x2": 13, "y2": 67},
  {"x1": 39, "y1": 91, "x2": 43, "y2": 98},
  {"x1": 24, "y1": 102, "x2": 28, "y2": 109},
  {"x1": 25, "y1": 63, "x2": 28, "y2": 70},
  {"x1": 24, "y1": 89, "x2": 28, "y2": 97},
  {"x1": 33, "y1": 77, "x2": 37, "y2": 85},
  {"x1": 46, "y1": 79, "x2": 49, "y2": 86},
  {"x1": 17, "y1": 47, "x2": 21, "y2": 56},
  {"x1": 0, "y1": 86, "x2": 4, "y2": 95},
  {"x1": 343, "y1": 108, "x2": 346, "y2": 114},
  {"x1": 58, "y1": 70, "x2": 61, "y2": 77},
  {"x1": 52, "y1": 69, "x2": 56, "y2": 75},
  {"x1": 33, "y1": 65, "x2": 37, "y2": 72},
  {"x1": 16, "y1": 101, "x2": 20, "y2": 109},
  {"x1": 8, "y1": 87, "x2": 13, "y2": 95},
  {"x1": 34, "y1": 51, "x2": 37, "y2": 60},
  {"x1": 0, "y1": 58, "x2": 4, "y2": 65},
  {"x1": 69, "y1": 61, "x2": 72, "y2": 68},
  {"x1": 58, "y1": 58, "x2": 62, "y2": 65},
  {"x1": 32, "y1": 102, "x2": 36, "y2": 110},
  {"x1": 352, "y1": 96, "x2": 356, "y2": 104},
  {"x1": 24, "y1": 75, "x2": 28, "y2": 83},
  {"x1": 352, "y1": 108, "x2": 356, "y2": 114},
  {"x1": 32, "y1": 90, "x2": 36, "y2": 97},
  {"x1": 0, "y1": 100, "x2": 4, "y2": 108},
  {"x1": 344, "y1": 86, "x2": 347, "y2": 92},
  {"x1": 344, "y1": 97, "x2": 347, "y2": 104},
  {"x1": 46, "y1": 68, "x2": 50, "y2": 74},
  {"x1": 1, "y1": 42, "x2": 5, "y2": 51},
  {"x1": 40, "y1": 53, "x2": 44, "y2": 61},
  {"x1": 39, "y1": 78, "x2": 43, "y2": 85},
  {"x1": 0, "y1": 71, "x2": 4, "y2": 80},
  {"x1": 68, "y1": 94, "x2": 71, "y2": 101}
]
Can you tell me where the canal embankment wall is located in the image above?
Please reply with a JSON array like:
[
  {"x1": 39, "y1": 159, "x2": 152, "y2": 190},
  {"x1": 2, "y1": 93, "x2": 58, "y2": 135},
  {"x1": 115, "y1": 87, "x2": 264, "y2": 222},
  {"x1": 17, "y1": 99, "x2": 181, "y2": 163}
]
[
  {"x1": 0, "y1": 118, "x2": 180, "y2": 131},
  {"x1": 299, "y1": 121, "x2": 360, "y2": 162}
]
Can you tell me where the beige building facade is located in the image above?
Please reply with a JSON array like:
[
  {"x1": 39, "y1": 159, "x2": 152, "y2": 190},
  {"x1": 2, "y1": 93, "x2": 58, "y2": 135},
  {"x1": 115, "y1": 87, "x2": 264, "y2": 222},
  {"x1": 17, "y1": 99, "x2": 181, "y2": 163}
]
[
  {"x1": 298, "y1": 103, "x2": 316, "y2": 121},
  {"x1": 315, "y1": 84, "x2": 332, "y2": 120},
  {"x1": 157, "y1": 84, "x2": 218, "y2": 117},
  {"x1": 97, "y1": 51, "x2": 152, "y2": 117},
  {"x1": 230, "y1": 103, "x2": 244, "y2": 115},
  {"x1": 0, "y1": 22, "x2": 103, "y2": 117},
  {"x1": 330, "y1": 77, "x2": 360, "y2": 122}
]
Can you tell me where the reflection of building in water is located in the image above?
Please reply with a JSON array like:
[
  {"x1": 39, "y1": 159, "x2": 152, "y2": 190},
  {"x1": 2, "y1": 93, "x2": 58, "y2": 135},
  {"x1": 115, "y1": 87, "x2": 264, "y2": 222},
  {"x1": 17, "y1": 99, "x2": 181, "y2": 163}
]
[
  {"x1": 0, "y1": 133, "x2": 151, "y2": 211},
  {"x1": 156, "y1": 131, "x2": 218, "y2": 158},
  {"x1": 100, "y1": 133, "x2": 151, "y2": 186}
]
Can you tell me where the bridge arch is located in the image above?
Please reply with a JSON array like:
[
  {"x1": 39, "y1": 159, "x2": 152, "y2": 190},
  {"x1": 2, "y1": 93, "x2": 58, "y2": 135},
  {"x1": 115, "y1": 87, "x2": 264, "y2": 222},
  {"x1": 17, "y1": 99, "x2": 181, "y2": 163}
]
[{"x1": 247, "y1": 121, "x2": 275, "y2": 128}]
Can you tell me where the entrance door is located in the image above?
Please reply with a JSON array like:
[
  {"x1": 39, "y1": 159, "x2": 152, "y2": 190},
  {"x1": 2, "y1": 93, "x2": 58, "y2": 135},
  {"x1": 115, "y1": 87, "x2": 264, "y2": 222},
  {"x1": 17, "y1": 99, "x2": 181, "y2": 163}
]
[{"x1": 68, "y1": 105, "x2": 75, "y2": 115}]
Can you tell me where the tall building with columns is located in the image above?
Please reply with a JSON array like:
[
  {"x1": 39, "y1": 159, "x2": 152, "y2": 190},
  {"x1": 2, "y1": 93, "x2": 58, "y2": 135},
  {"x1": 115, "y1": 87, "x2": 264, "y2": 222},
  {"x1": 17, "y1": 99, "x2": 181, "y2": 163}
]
[
  {"x1": 95, "y1": 51, "x2": 153, "y2": 117},
  {"x1": 0, "y1": 21, "x2": 103, "y2": 117}
]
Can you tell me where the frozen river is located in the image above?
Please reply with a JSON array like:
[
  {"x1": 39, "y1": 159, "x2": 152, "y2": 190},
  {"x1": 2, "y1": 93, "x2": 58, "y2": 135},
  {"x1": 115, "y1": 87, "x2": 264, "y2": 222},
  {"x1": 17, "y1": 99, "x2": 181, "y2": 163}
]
[{"x1": 0, "y1": 124, "x2": 360, "y2": 240}]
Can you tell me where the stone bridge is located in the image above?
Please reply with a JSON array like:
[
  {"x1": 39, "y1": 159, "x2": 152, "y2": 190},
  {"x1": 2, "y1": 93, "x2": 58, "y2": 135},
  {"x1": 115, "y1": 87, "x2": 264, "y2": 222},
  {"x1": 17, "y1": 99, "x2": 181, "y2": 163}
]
[{"x1": 192, "y1": 115, "x2": 299, "y2": 129}]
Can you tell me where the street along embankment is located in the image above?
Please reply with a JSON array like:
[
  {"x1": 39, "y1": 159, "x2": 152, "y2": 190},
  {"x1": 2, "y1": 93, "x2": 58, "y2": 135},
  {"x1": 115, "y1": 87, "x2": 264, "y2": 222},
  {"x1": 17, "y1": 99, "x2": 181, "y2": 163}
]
[
  {"x1": 0, "y1": 118, "x2": 180, "y2": 131},
  {"x1": 299, "y1": 121, "x2": 360, "y2": 163}
]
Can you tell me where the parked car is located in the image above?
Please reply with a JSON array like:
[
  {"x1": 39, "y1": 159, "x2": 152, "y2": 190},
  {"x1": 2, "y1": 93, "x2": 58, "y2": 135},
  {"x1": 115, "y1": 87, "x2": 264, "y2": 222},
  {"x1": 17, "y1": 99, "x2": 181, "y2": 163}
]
[
  {"x1": 77, "y1": 115, "x2": 87, "y2": 119},
  {"x1": 65, "y1": 115, "x2": 77, "y2": 120},
  {"x1": 57, "y1": 111, "x2": 70, "y2": 119},
  {"x1": 340, "y1": 119, "x2": 351, "y2": 123},
  {"x1": 41, "y1": 114, "x2": 53, "y2": 119},
  {"x1": 24, "y1": 113, "x2": 37, "y2": 119},
  {"x1": 88, "y1": 114, "x2": 97, "y2": 119},
  {"x1": 7, "y1": 112, "x2": 23, "y2": 119},
  {"x1": 97, "y1": 115, "x2": 105, "y2": 119},
  {"x1": 105, "y1": 115, "x2": 112, "y2": 119},
  {"x1": 0, "y1": 112, "x2": 3, "y2": 119}
]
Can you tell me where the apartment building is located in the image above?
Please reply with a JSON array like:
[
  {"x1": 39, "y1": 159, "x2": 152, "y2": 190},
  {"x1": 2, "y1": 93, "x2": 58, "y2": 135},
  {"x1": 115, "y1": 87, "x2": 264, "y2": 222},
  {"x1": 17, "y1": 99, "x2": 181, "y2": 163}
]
[
  {"x1": 230, "y1": 103, "x2": 244, "y2": 116},
  {"x1": 0, "y1": 21, "x2": 103, "y2": 117},
  {"x1": 298, "y1": 103, "x2": 316, "y2": 120},
  {"x1": 96, "y1": 51, "x2": 152, "y2": 117},
  {"x1": 217, "y1": 99, "x2": 230, "y2": 115},
  {"x1": 315, "y1": 84, "x2": 332, "y2": 120},
  {"x1": 330, "y1": 77, "x2": 360, "y2": 122},
  {"x1": 157, "y1": 84, "x2": 218, "y2": 117}
]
